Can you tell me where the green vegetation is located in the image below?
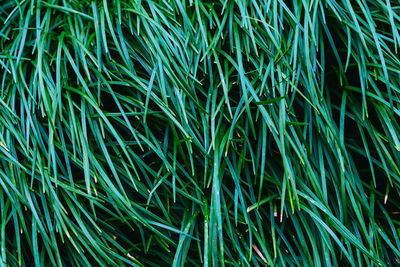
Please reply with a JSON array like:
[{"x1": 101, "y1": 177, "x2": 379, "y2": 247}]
[{"x1": 1, "y1": 0, "x2": 400, "y2": 266}]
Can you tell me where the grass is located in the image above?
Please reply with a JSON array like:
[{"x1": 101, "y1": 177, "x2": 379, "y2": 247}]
[{"x1": 1, "y1": 0, "x2": 400, "y2": 266}]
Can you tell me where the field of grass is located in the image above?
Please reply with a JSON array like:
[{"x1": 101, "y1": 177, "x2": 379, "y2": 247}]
[{"x1": 1, "y1": 0, "x2": 400, "y2": 266}]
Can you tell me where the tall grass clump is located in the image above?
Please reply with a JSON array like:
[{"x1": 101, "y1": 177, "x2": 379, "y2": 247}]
[{"x1": 1, "y1": 0, "x2": 400, "y2": 266}]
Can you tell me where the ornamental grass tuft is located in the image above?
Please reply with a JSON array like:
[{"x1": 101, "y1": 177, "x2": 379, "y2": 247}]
[{"x1": 1, "y1": 0, "x2": 400, "y2": 266}]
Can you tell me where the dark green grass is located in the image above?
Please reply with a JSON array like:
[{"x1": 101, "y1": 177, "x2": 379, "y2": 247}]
[{"x1": 1, "y1": 0, "x2": 400, "y2": 266}]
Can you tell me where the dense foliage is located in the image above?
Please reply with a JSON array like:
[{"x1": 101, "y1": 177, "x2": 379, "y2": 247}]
[{"x1": 1, "y1": 0, "x2": 400, "y2": 266}]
